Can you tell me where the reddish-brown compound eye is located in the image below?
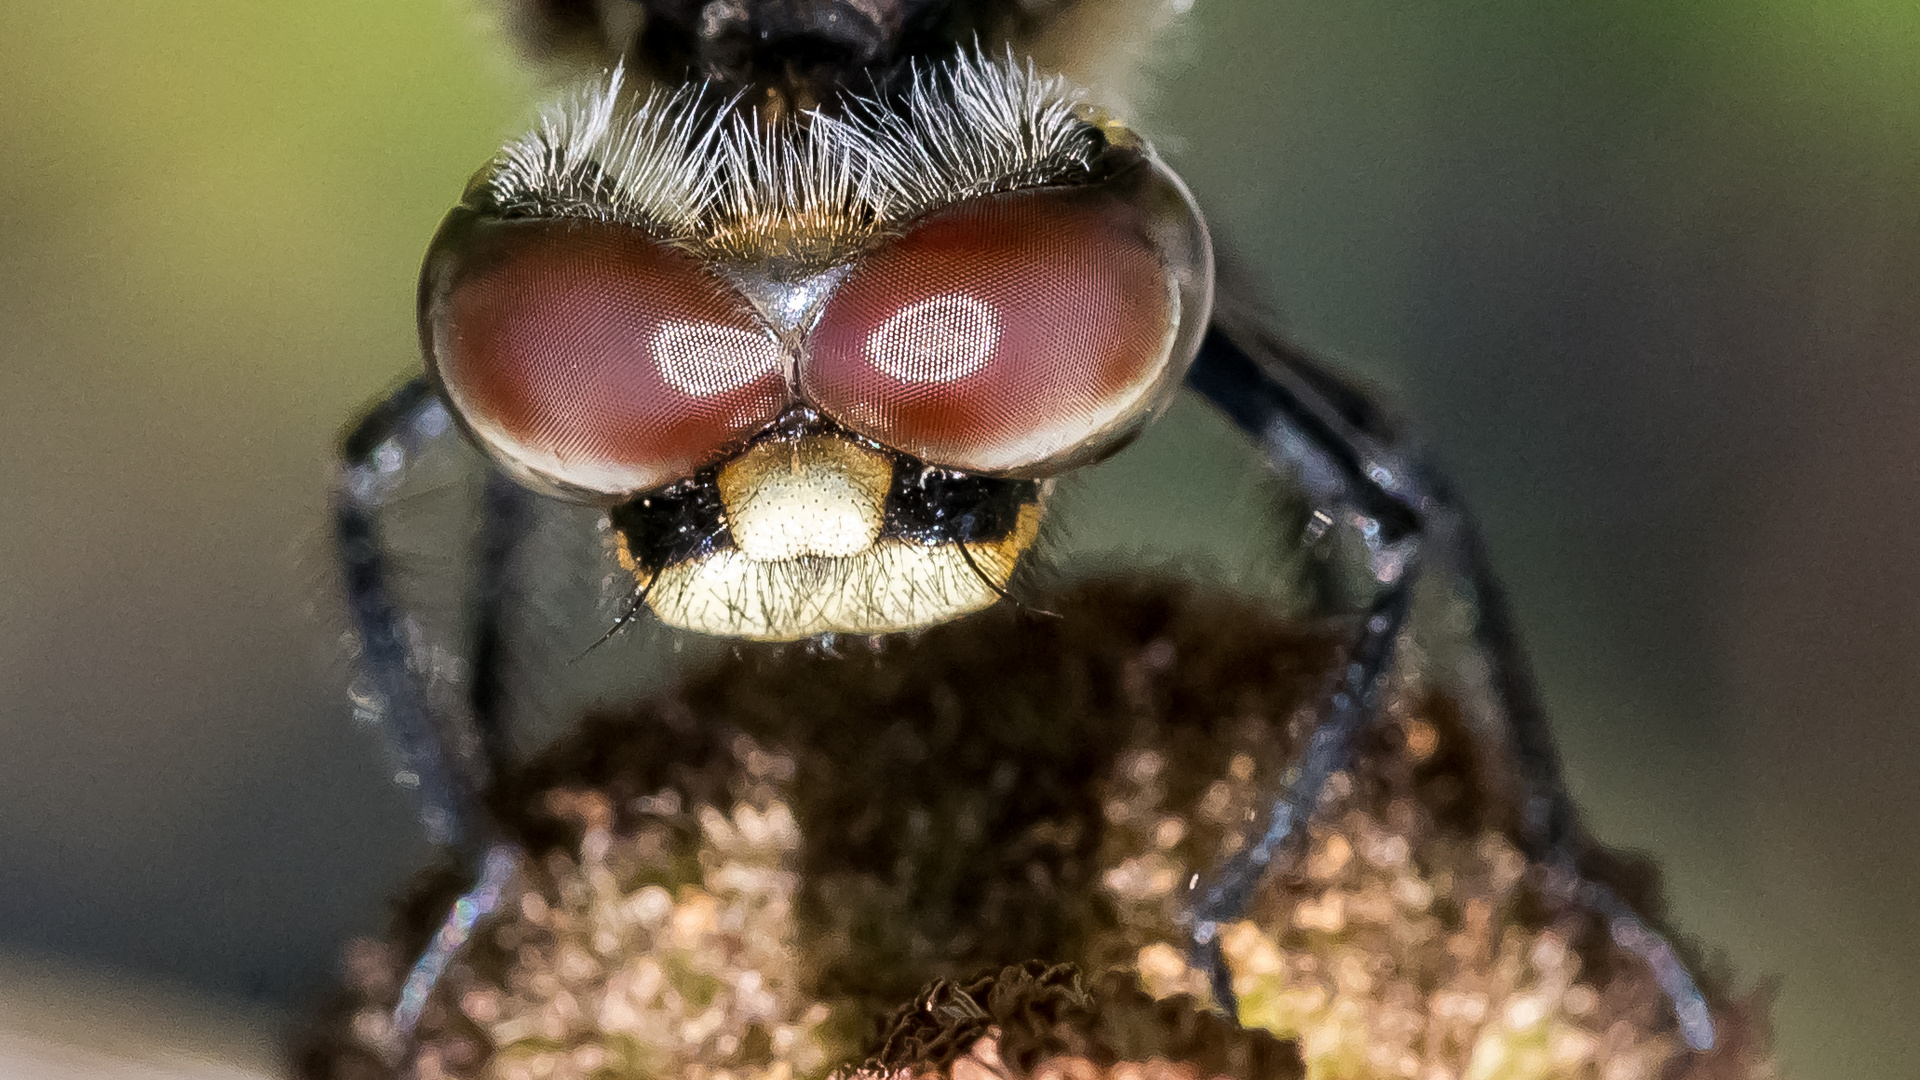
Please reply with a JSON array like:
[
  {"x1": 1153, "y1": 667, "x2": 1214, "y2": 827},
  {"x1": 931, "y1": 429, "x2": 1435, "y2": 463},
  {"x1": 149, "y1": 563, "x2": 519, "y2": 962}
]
[
  {"x1": 802, "y1": 187, "x2": 1179, "y2": 474},
  {"x1": 422, "y1": 216, "x2": 789, "y2": 497}
]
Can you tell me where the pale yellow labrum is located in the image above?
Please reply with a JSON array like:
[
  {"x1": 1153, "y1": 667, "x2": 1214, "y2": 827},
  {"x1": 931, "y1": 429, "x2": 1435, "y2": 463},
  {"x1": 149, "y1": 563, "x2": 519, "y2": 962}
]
[{"x1": 716, "y1": 436, "x2": 894, "y2": 560}]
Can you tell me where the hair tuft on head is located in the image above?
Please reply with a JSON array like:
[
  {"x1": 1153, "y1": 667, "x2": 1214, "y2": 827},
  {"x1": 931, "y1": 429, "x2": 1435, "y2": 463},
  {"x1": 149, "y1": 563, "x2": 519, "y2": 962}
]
[{"x1": 484, "y1": 51, "x2": 1101, "y2": 262}]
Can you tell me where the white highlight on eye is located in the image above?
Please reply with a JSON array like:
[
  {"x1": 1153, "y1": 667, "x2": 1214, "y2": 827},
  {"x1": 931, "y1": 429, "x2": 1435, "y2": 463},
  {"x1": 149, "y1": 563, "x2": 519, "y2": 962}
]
[
  {"x1": 863, "y1": 294, "x2": 1000, "y2": 384},
  {"x1": 651, "y1": 321, "x2": 784, "y2": 396}
]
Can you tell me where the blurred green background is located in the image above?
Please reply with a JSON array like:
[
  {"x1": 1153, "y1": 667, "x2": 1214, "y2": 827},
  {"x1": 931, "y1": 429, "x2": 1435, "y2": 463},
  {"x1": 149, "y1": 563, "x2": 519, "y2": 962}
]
[{"x1": 1, "y1": 1, "x2": 1916, "y2": 1077}]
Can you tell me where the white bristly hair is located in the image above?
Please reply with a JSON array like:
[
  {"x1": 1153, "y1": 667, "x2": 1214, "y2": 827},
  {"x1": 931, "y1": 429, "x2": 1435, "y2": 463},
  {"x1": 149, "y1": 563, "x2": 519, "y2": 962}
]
[
  {"x1": 486, "y1": 51, "x2": 1100, "y2": 260},
  {"x1": 705, "y1": 108, "x2": 870, "y2": 261},
  {"x1": 488, "y1": 67, "x2": 725, "y2": 229},
  {"x1": 836, "y1": 53, "x2": 1098, "y2": 222}
]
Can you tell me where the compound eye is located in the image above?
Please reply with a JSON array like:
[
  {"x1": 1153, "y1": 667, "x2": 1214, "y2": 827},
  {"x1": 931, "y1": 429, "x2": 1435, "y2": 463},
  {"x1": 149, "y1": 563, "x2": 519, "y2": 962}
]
[
  {"x1": 423, "y1": 216, "x2": 789, "y2": 498},
  {"x1": 802, "y1": 185, "x2": 1194, "y2": 474}
]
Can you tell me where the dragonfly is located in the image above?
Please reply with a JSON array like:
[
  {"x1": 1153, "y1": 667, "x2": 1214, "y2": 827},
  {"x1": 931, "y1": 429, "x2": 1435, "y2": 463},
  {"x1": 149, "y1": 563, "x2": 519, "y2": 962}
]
[{"x1": 327, "y1": 0, "x2": 1720, "y2": 1071}]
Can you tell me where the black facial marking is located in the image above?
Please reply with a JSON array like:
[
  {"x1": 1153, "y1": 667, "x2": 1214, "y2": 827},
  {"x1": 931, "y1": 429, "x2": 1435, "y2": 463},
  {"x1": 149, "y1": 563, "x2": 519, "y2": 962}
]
[
  {"x1": 882, "y1": 467, "x2": 1037, "y2": 544},
  {"x1": 608, "y1": 449, "x2": 1036, "y2": 576},
  {"x1": 609, "y1": 475, "x2": 731, "y2": 572}
]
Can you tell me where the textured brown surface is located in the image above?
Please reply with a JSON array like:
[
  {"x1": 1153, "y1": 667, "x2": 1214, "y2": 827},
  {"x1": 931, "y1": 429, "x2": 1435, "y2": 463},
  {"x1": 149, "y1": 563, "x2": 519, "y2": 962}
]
[
  {"x1": 296, "y1": 577, "x2": 1772, "y2": 1080},
  {"x1": 853, "y1": 962, "x2": 1302, "y2": 1080}
]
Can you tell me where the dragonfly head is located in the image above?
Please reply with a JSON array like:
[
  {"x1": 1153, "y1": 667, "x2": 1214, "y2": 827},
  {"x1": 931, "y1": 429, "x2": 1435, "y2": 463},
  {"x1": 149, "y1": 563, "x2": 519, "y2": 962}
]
[{"x1": 419, "y1": 54, "x2": 1211, "y2": 640}]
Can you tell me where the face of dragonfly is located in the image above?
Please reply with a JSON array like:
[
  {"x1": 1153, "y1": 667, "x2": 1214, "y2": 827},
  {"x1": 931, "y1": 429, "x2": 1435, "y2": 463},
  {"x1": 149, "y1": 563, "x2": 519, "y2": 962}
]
[{"x1": 419, "y1": 55, "x2": 1212, "y2": 641}]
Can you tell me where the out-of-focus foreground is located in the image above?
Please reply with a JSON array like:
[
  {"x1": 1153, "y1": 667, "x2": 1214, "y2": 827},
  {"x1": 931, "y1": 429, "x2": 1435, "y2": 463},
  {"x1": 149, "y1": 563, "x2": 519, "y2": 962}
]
[
  {"x1": 0, "y1": 953, "x2": 275, "y2": 1078},
  {"x1": 0, "y1": 2, "x2": 1916, "y2": 1078}
]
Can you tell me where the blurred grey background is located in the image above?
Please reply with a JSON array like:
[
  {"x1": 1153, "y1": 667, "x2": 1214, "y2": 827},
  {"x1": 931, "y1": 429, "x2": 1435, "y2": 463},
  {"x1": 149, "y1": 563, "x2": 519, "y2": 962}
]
[{"x1": 1, "y1": 1, "x2": 1915, "y2": 1077}]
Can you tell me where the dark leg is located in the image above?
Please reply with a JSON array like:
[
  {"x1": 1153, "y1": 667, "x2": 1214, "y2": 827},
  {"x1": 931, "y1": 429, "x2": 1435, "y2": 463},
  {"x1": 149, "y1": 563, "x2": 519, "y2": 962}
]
[
  {"x1": 1189, "y1": 581, "x2": 1413, "y2": 1009},
  {"x1": 337, "y1": 381, "x2": 533, "y2": 841},
  {"x1": 336, "y1": 377, "x2": 489, "y2": 850},
  {"x1": 468, "y1": 469, "x2": 536, "y2": 783},
  {"x1": 1424, "y1": 472, "x2": 1715, "y2": 1049},
  {"x1": 390, "y1": 843, "x2": 520, "y2": 1047},
  {"x1": 337, "y1": 379, "x2": 541, "y2": 1048},
  {"x1": 1185, "y1": 321, "x2": 1716, "y2": 1050}
]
